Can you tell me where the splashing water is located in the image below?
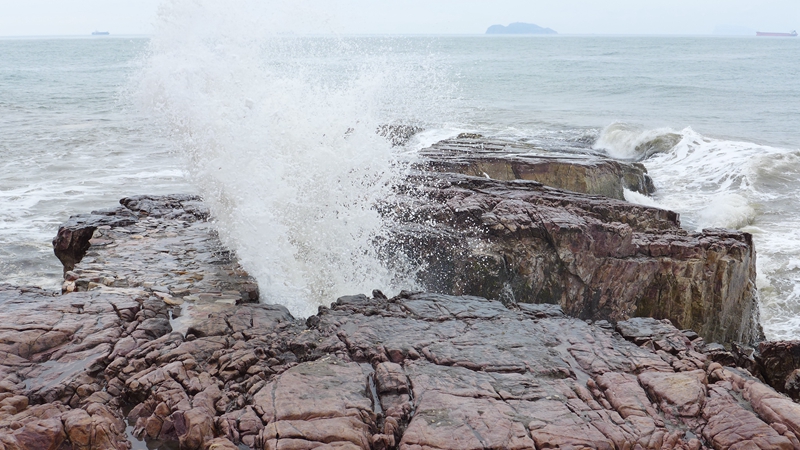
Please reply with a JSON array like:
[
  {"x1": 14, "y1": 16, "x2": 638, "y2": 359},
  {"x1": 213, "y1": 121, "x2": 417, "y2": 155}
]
[
  {"x1": 596, "y1": 123, "x2": 800, "y2": 340},
  {"x1": 132, "y1": 0, "x2": 450, "y2": 316},
  {"x1": 594, "y1": 122, "x2": 683, "y2": 161}
]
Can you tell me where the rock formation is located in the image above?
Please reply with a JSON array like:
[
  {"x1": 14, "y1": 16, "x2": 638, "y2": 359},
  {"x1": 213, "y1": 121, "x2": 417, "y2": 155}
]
[
  {"x1": 0, "y1": 135, "x2": 787, "y2": 448},
  {"x1": 53, "y1": 194, "x2": 258, "y2": 303},
  {"x1": 486, "y1": 22, "x2": 558, "y2": 35},
  {"x1": 419, "y1": 137, "x2": 655, "y2": 200},
  {"x1": 390, "y1": 172, "x2": 760, "y2": 345},
  {"x1": 2, "y1": 266, "x2": 800, "y2": 449}
]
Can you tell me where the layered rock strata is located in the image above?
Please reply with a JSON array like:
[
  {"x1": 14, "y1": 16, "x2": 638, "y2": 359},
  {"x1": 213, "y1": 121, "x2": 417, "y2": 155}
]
[
  {"x1": 418, "y1": 137, "x2": 655, "y2": 200},
  {"x1": 390, "y1": 172, "x2": 761, "y2": 345}
]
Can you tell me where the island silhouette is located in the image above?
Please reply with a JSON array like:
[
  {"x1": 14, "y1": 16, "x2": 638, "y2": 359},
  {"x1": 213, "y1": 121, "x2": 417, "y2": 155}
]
[{"x1": 486, "y1": 22, "x2": 557, "y2": 35}]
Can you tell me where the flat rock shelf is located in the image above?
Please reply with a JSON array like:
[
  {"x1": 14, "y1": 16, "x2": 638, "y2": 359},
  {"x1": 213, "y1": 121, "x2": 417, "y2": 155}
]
[{"x1": 3, "y1": 194, "x2": 800, "y2": 449}]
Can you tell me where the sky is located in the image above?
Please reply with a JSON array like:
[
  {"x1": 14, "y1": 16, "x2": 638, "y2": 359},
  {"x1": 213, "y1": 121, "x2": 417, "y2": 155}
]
[{"x1": 0, "y1": 0, "x2": 797, "y2": 36}]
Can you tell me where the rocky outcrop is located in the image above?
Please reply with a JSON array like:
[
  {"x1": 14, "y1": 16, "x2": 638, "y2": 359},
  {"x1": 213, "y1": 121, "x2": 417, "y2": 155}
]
[
  {"x1": 390, "y1": 172, "x2": 761, "y2": 345},
  {"x1": 52, "y1": 194, "x2": 207, "y2": 274},
  {"x1": 420, "y1": 137, "x2": 655, "y2": 199},
  {"x1": 0, "y1": 194, "x2": 789, "y2": 449},
  {"x1": 1, "y1": 196, "x2": 262, "y2": 450},
  {"x1": 738, "y1": 340, "x2": 800, "y2": 402},
  {"x1": 55, "y1": 194, "x2": 258, "y2": 304},
  {"x1": 764, "y1": 342, "x2": 800, "y2": 401},
  {"x1": 4, "y1": 283, "x2": 800, "y2": 449},
  {"x1": 52, "y1": 207, "x2": 137, "y2": 273},
  {"x1": 0, "y1": 285, "x2": 165, "y2": 450}
]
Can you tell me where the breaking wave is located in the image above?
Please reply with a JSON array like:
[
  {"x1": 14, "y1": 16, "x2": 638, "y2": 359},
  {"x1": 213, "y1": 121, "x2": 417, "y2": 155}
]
[
  {"x1": 594, "y1": 122, "x2": 682, "y2": 161},
  {"x1": 597, "y1": 123, "x2": 800, "y2": 340}
]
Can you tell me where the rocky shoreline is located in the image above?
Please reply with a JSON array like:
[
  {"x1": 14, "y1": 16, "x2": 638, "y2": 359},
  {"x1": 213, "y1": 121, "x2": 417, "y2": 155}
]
[
  {"x1": 397, "y1": 136, "x2": 761, "y2": 345},
  {"x1": 2, "y1": 141, "x2": 800, "y2": 449}
]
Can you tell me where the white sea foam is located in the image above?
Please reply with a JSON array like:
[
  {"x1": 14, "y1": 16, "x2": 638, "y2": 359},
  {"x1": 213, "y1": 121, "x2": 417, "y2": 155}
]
[
  {"x1": 598, "y1": 123, "x2": 800, "y2": 339},
  {"x1": 133, "y1": 0, "x2": 449, "y2": 317},
  {"x1": 623, "y1": 189, "x2": 665, "y2": 209},
  {"x1": 594, "y1": 123, "x2": 683, "y2": 160}
]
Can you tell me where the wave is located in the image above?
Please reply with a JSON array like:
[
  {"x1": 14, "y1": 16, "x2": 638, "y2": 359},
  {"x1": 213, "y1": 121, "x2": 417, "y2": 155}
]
[
  {"x1": 596, "y1": 124, "x2": 769, "y2": 231},
  {"x1": 598, "y1": 122, "x2": 800, "y2": 340},
  {"x1": 593, "y1": 122, "x2": 682, "y2": 160},
  {"x1": 132, "y1": 0, "x2": 450, "y2": 317}
]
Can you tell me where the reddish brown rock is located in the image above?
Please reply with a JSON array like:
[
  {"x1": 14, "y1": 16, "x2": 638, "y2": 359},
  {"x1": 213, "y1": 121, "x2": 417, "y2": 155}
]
[
  {"x1": 0, "y1": 418, "x2": 66, "y2": 450},
  {"x1": 420, "y1": 136, "x2": 655, "y2": 199},
  {"x1": 62, "y1": 404, "x2": 127, "y2": 450},
  {"x1": 178, "y1": 408, "x2": 216, "y2": 450},
  {"x1": 392, "y1": 173, "x2": 761, "y2": 345},
  {"x1": 638, "y1": 370, "x2": 707, "y2": 418},
  {"x1": 253, "y1": 357, "x2": 376, "y2": 449},
  {"x1": 205, "y1": 437, "x2": 239, "y2": 450},
  {"x1": 702, "y1": 384, "x2": 793, "y2": 449},
  {"x1": 756, "y1": 340, "x2": 800, "y2": 400},
  {"x1": 0, "y1": 191, "x2": 786, "y2": 450},
  {"x1": 0, "y1": 285, "x2": 790, "y2": 450}
]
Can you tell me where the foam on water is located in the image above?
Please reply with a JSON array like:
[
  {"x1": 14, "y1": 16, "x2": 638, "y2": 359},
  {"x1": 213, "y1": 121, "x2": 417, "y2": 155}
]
[
  {"x1": 623, "y1": 188, "x2": 665, "y2": 209},
  {"x1": 594, "y1": 122, "x2": 683, "y2": 161},
  {"x1": 596, "y1": 124, "x2": 800, "y2": 340},
  {"x1": 133, "y1": 0, "x2": 449, "y2": 317},
  {"x1": 0, "y1": 37, "x2": 191, "y2": 290}
]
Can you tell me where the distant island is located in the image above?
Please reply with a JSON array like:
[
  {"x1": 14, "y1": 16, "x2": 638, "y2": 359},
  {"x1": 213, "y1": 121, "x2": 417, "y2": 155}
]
[{"x1": 486, "y1": 22, "x2": 557, "y2": 35}]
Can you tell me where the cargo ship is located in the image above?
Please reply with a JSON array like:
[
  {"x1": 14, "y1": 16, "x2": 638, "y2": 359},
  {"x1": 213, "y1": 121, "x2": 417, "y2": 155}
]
[
  {"x1": 756, "y1": 30, "x2": 797, "y2": 37},
  {"x1": 91, "y1": 31, "x2": 110, "y2": 36}
]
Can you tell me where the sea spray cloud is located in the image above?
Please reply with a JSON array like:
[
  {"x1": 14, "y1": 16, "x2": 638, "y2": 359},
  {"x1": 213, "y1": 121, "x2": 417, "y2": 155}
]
[{"x1": 132, "y1": 0, "x2": 449, "y2": 316}]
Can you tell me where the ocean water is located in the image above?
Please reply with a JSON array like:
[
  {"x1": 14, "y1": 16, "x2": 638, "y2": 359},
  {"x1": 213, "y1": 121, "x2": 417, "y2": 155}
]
[
  {"x1": 1, "y1": 23, "x2": 798, "y2": 338},
  {"x1": 0, "y1": 37, "x2": 191, "y2": 289}
]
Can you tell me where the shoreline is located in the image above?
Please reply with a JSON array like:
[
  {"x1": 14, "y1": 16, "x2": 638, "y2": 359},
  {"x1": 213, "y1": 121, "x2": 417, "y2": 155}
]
[{"x1": 3, "y1": 142, "x2": 800, "y2": 448}]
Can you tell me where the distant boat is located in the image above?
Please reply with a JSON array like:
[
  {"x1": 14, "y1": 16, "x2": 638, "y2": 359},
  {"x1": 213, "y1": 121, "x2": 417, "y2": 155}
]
[
  {"x1": 756, "y1": 30, "x2": 797, "y2": 37},
  {"x1": 91, "y1": 31, "x2": 110, "y2": 36}
]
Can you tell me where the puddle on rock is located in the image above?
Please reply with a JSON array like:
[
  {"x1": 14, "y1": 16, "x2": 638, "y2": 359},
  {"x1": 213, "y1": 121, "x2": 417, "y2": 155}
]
[
  {"x1": 122, "y1": 403, "x2": 180, "y2": 450},
  {"x1": 24, "y1": 350, "x2": 105, "y2": 393}
]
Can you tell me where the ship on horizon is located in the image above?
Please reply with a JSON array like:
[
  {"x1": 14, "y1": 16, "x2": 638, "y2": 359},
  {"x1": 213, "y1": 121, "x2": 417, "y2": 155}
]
[
  {"x1": 756, "y1": 30, "x2": 797, "y2": 37},
  {"x1": 91, "y1": 31, "x2": 110, "y2": 36}
]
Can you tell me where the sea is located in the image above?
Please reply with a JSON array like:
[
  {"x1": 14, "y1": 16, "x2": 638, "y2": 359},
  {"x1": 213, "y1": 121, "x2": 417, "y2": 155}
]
[{"x1": 1, "y1": 18, "x2": 798, "y2": 339}]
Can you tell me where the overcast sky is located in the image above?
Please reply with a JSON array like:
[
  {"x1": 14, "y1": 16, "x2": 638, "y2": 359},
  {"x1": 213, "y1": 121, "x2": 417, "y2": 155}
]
[{"x1": 0, "y1": 0, "x2": 797, "y2": 36}]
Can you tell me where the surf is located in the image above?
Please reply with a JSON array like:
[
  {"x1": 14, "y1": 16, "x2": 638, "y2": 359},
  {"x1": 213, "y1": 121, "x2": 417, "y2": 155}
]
[{"x1": 595, "y1": 123, "x2": 800, "y2": 340}]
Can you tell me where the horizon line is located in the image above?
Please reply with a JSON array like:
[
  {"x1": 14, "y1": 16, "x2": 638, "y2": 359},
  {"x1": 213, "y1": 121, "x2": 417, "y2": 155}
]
[{"x1": 0, "y1": 32, "x2": 778, "y2": 39}]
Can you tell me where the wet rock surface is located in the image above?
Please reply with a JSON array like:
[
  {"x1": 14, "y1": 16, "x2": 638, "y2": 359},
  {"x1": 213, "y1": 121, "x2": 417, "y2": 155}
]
[
  {"x1": 0, "y1": 169, "x2": 781, "y2": 450},
  {"x1": 751, "y1": 340, "x2": 800, "y2": 402},
  {"x1": 0, "y1": 286, "x2": 138, "y2": 450},
  {"x1": 1, "y1": 195, "x2": 260, "y2": 450},
  {"x1": 419, "y1": 137, "x2": 655, "y2": 200},
  {"x1": 390, "y1": 172, "x2": 761, "y2": 345},
  {"x1": 5, "y1": 278, "x2": 800, "y2": 449},
  {"x1": 56, "y1": 194, "x2": 259, "y2": 307}
]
